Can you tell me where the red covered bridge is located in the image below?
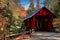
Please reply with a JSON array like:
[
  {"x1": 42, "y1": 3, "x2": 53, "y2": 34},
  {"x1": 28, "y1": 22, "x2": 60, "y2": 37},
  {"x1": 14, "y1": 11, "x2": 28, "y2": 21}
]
[{"x1": 24, "y1": 7, "x2": 57, "y2": 31}]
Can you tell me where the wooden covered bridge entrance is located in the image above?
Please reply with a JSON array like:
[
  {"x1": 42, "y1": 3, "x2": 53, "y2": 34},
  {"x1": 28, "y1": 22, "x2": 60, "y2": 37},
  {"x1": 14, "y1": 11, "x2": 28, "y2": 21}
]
[{"x1": 24, "y1": 7, "x2": 57, "y2": 32}]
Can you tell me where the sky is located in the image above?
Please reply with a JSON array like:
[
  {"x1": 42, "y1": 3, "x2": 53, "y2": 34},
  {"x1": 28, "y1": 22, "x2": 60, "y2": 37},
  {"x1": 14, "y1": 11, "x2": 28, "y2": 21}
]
[{"x1": 20, "y1": 0, "x2": 44, "y2": 10}]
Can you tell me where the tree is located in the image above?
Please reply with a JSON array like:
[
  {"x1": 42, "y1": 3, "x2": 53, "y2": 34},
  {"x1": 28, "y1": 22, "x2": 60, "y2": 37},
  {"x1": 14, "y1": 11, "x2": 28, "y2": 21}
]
[
  {"x1": 44, "y1": 0, "x2": 58, "y2": 11},
  {"x1": 54, "y1": 1, "x2": 60, "y2": 17},
  {"x1": 44, "y1": 0, "x2": 60, "y2": 17},
  {"x1": 27, "y1": 0, "x2": 35, "y2": 15},
  {"x1": 0, "y1": 8, "x2": 6, "y2": 40},
  {"x1": 9, "y1": 0, "x2": 26, "y2": 34},
  {"x1": 36, "y1": 0, "x2": 40, "y2": 9}
]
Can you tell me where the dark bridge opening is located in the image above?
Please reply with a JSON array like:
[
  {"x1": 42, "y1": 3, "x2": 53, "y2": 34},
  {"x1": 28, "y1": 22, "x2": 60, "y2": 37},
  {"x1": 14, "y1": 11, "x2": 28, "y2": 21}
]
[{"x1": 35, "y1": 16, "x2": 49, "y2": 32}]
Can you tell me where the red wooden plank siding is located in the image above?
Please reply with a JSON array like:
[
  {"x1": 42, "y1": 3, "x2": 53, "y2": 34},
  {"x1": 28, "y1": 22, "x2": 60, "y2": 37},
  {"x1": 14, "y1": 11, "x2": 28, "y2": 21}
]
[{"x1": 31, "y1": 16, "x2": 35, "y2": 29}]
